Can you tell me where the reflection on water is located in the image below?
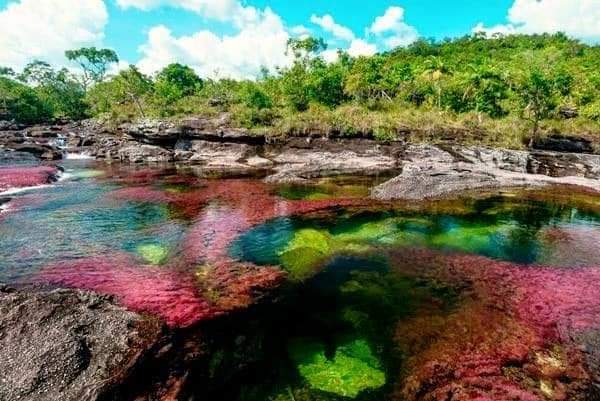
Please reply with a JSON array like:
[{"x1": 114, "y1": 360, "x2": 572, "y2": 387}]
[{"x1": 0, "y1": 160, "x2": 599, "y2": 400}]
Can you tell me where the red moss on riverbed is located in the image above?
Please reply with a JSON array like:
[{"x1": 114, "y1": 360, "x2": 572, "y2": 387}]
[
  {"x1": 0, "y1": 166, "x2": 59, "y2": 192},
  {"x1": 39, "y1": 254, "x2": 217, "y2": 328},
  {"x1": 391, "y1": 248, "x2": 599, "y2": 400},
  {"x1": 38, "y1": 178, "x2": 364, "y2": 328}
]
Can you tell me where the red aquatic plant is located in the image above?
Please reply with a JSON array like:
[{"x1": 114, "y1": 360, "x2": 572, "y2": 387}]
[
  {"x1": 0, "y1": 166, "x2": 59, "y2": 192},
  {"x1": 390, "y1": 248, "x2": 599, "y2": 400},
  {"x1": 108, "y1": 186, "x2": 175, "y2": 204},
  {"x1": 198, "y1": 261, "x2": 286, "y2": 311},
  {"x1": 39, "y1": 253, "x2": 220, "y2": 328}
]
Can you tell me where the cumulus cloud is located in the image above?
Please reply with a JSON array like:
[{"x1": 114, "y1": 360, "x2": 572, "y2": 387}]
[
  {"x1": 473, "y1": 0, "x2": 600, "y2": 43},
  {"x1": 116, "y1": 0, "x2": 260, "y2": 27},
  {"x1": 348, "y1": 39, "x2": 377, "y2": 57},
  {"x1": 310, "y1": 14, "x2": 355, "y2": 41},
  {"x1": 368, "y1": 6, "x2": 419, "y2": 49},
  {"x1": 137, "y1": 8, "x2": 292, "y2": 79},
  {"x1": 291, "y1": 25, "x2": 312, "y2": 38},
  {"x1": 0, "y1": 0, "x2": 108, "y2": 70}
]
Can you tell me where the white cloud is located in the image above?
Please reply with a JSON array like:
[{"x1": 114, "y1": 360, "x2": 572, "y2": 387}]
[
  {"x1": 137, "y1": 8, "x2": 292, "y2": 79},
  {"x1": 348, "y1": 39, "x2": 377, "y2": 57},
  {"x1": 310, "y1": 14, "x2": 355, "y2": 41},
  {"x1": 473, "y1": 0, "x2": 600, "y2": 43},
  {"x1": 368, "y1": 6, "x2": 419, "y2": 49},
  {"x1": 116, "y1": 0, "x2": 260, "y2": 27},
  {"x1": 0, "y1": 0, "x2": 108, "y2": 70},
  {"x1": 291, "y1": 25, "x2": 312, "y2": 38}
]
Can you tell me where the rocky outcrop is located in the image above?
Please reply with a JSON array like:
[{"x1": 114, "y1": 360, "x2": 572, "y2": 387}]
[
  {"x1": 372, "y1": 145, "x2": 600, "y2": 200},
  {"x1": 0, "y1": 285, "x2": 164, "y2": 401},
  {"x1": 118, "y1": 144, "x2": 174, "y2": 163},
  {"x1": 533, "y1": 134, "x2": 595, "y2": 154}
]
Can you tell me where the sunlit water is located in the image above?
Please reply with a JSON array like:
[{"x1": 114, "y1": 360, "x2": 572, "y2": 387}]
[{"x1": 1, "y1": 160, "x2": 599, "y2": 400}]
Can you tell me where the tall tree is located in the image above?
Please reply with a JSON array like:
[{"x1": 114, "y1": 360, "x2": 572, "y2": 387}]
[
  {"x1": 65, "y1": 47, "x2": 119, "y2": 91},
  {"x1": 518, "y1": 70, "x2": 556, "y2": 145},
  {"x1": 154, "y1": 63, "x2": 203, "y2": 104}
]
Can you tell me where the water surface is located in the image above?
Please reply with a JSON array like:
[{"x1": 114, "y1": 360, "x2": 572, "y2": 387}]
[{"x1": 1, "y1": 160, "x2": 599, "y2": 400}]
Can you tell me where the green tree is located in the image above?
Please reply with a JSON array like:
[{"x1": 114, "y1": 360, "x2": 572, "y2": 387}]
[
  {"x1": 18, "y1": 60, "x2": 55, "y2": 86},
  {"x1": 0, "y1": 67, "x2": 15, "y2": 77},
  {"x1": 423, "y1": 56, "x2": 451, "y2": 108},
  {"x1": 65, "y1": 47, "x2": 119, "y2": 91},
  {"x1": 114, "y1": 66, "x2": 153, "y2": 117},
  {"x1": 518, "y1": 70, "x2": 557, "y2": 143},
  {"x1": 0, "y1": 77, "x2": 52, "y2": 123},
  {"x1": 154, "y1": 63, "x2": 203, "y2": 104}
]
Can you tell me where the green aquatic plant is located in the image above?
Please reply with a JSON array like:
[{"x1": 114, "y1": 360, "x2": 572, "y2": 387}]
[
  {"x1": 288, "y1": 338, "x2": 385, "y2": 398},
  {"x1": 137, "y1": 244, "x2": 169, "y2": 265},
  {"x1": 428, "y1": 223, "x2": 511, "y2": 254},
  {"x1": 278, "y1": 229, "x2": 335, "y2": 280}
]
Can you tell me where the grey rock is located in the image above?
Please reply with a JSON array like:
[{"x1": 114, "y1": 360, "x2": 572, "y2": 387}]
[
  {"x1": 528, "y1": 151, "x2": 600, "y2": 179},
  {"x1": 533, "y1": 134, "x2": 593, "y2": 154},
  {"x1": 372, "y1": 145, "x2": 600, "y2": 201},
  {"x1": 0, "y1": 285, "x2": 162, "y2": 401},
  {"x1": 270, "y1": 148, "x2": 399, "y2": 179},
  {"x1": 118, "y1": 144, "x2": 174, "y2": 163},
  {"x1": 188, "y1": 140, "x2": 252, "y2": 164}
]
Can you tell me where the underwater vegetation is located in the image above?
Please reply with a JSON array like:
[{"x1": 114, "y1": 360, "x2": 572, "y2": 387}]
[
  {"x1": 288, "y1": 338, "x2": 386, "y2": 398},
  {"x1": 1, "y1": 162, "x2": 599, "y2": 400},
  {"x1": 137, "y1": 243, "x2": 170, "y2": 265},
  {"x1": 0, "y1": 166, "x2": 59, "y2": 192}
]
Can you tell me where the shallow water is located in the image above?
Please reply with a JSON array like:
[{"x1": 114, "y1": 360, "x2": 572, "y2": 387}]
[{"x1": 1, "y1": 160, "x2": 599, "y2": 400}]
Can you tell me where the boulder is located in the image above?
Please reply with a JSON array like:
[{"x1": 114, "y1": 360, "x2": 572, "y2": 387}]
[
  {"x1": 269, "y1": 149, "x2": 400, "y2": 179},
  {"x1": 533, "y1": 135, "x2": 594, "y2": 154},
  {"x1": 10, "y1": 144, "x2": 62, "y2": 160},
  {"x1": 0, "y1": 285, "x2": 163, "y2": 401},
  {"x1": 188, "y1": 140, "x2": 253, "y2": 164},
  {"x1": 528, "y1": 151, "x2": 600, "y2": 179},
  {"x1": 118, "y1": 144, "x2": 174, "y2": 163}
]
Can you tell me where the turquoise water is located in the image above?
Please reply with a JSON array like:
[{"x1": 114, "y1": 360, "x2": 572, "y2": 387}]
[
  {"x1": 1, "y1": 161, "x2": 599, "y2": 400},
  {"x1": 230, "y1": 198, "x2": 600, "y2": 276}
]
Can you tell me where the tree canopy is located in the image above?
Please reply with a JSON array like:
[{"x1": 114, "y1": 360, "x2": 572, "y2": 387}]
[{"x1": 1, "y1": 34, "x2": 598, "y2": 147}]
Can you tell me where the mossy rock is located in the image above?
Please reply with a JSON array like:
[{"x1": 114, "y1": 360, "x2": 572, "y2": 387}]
[
  {"x1": 137, "y1": 244, "x2": 169, "y2": 265},
  {"x1": 288, "y1": 338, "x2": 385, "y2": 398}
]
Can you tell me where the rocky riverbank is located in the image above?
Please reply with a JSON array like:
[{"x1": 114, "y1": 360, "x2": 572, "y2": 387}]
[
  {"x1": 0, "y1": 285, "x2": 166, "y2": 401},
  {"x1": 0, "y1": 116, "x2": 599, "y2": 400},
  {"x1": 1, "y1": 115, "x2": 598, "y2": 199}
]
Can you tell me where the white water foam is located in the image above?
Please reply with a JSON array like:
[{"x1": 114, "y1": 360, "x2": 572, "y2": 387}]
[{"x1": 65, "y1": 152, "x2": 94, "y2": 160}]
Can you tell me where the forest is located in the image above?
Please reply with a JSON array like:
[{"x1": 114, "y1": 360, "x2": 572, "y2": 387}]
[{"x1": 1, "y1": 32, "x2": 599, "y2": 147}]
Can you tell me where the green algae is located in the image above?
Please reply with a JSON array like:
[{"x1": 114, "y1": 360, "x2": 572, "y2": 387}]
[
  {"x1": 137, "y1": 244, "x2": 169, "y2": 265},
  {"x1": 288, "y1": 338, "x2": 385, "y2": 398},
  {"x1": 278, "y1": 229, "x2": 335, "y2": 280},
  {"x1": 276, "y1": 179, "x2": 371, "y2": 201}
]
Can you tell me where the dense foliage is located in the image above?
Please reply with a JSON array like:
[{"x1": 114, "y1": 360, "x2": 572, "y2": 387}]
[{"x1": 1, "y1": 33, "x2": 599, "y2": 146}]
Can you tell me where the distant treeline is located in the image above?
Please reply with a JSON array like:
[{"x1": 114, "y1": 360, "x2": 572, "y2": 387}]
[{"x1": 1, "y1": 33, "x2": 599, "y2": 146}]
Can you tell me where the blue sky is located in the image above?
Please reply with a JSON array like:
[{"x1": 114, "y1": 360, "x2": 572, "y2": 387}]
[
  {"x1": 100, "y1": 0, "x2": 514, "y2": 61},
  {"x1": 0, "y1": 0, "x2": 598, "y2": 79}
]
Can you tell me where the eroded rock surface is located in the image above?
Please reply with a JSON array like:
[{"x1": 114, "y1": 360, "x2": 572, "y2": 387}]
[
  {"x1": 373, "y1": 145, "x2": 600, "y2": 200},
  {"x1": 0, "y1": 285, "x2": 163, "y2": 401}
]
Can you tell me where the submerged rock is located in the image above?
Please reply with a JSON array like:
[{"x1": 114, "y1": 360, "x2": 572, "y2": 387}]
[{"x1": 0, "y1": 285, "x2": 163, "y2": 401}]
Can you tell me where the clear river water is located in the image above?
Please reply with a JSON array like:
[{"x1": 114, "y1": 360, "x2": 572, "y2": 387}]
[{"x1": 1, "y1": 159, "x2": 599, "y2": 400}]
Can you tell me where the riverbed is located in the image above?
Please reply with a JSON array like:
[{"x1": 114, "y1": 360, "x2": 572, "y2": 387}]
[{"x1": 1, "y1": 159, "x2": 599, "y2": 400}]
